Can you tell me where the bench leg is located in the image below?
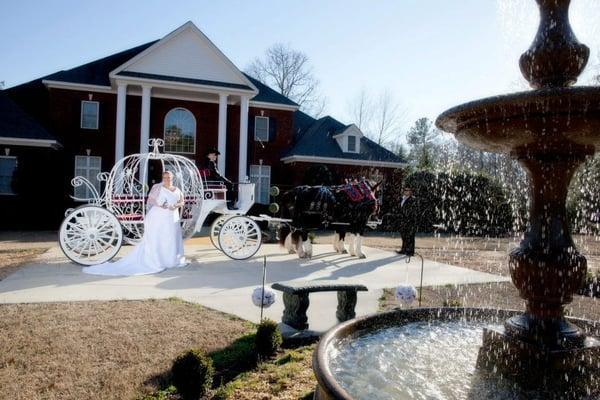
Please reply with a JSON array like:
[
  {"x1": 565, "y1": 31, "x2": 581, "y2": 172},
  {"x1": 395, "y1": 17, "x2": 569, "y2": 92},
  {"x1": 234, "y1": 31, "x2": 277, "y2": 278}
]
[
  {"x1": 336, "y1": 290, "x2": 358, "y2": 322},
  {"x1": 282, "y1": 292, "x2": 309, "y2": 330}
]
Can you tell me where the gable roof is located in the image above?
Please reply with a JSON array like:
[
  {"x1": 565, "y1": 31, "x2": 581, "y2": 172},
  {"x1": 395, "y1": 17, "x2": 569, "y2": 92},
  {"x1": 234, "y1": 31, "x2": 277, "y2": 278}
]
[
  {"x1": 25, "y1": 22, "x2": 297, "y2": 108},
  {"x1": 0, "y1": 92, "x2": 60, "y2": 148},
  {"x1": 244, "y1": 74, "x2": 299, "y2": 107},
  {"x1": 43, "y1": 41, "x2": 158, "y2": 87},
  {"x1": 283, "y1": 111, "x2": 405, "y2": 168},
  {"x1": 109, "y1": 21, "x2": 258, "y2": 94}
]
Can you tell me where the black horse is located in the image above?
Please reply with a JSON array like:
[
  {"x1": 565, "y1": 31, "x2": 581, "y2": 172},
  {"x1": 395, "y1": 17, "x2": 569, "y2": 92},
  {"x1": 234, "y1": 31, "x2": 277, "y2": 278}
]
[{"x1": 278, "y1": 180, "x2": 381, "y2": 258}]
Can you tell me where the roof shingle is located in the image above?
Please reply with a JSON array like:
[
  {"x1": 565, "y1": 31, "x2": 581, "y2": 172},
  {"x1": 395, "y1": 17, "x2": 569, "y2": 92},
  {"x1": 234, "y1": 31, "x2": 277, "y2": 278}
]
[
  {"x1": 286, "y1": 112, "x2": 404, "y2": 164},
  {"x1": 0, "y1": 92, "x2": 58, "y2": 143}
]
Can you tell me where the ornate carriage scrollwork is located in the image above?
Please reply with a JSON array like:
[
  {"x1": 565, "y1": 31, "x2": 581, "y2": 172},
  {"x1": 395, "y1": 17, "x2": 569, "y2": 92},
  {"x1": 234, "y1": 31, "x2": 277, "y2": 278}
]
[
  {"x1": 70, "y1": 176, "x2": 102, "y2": 205},
  {"x1": 60, "y1": 136, "x2": 259, "y2": 265},
  {"x1": 149, "y1": 138, "x2": 165, "y2": 155}
]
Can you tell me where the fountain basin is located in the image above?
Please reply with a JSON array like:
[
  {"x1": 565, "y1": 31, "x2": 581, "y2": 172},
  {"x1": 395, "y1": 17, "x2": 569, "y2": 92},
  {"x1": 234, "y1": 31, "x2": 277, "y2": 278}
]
[
  {"x1": 313, "y1": 308, "x2": 600, "y2": 400},
  {"x1": 436, "y1": 86, "x2": 600, "y2": 156}
]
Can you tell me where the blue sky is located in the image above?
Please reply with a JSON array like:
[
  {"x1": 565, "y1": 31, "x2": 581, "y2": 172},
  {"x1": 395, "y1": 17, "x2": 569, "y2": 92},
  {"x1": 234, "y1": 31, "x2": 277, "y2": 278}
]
[{"x1": 2, "y1": 0, "x2": 600, "y2": 136}]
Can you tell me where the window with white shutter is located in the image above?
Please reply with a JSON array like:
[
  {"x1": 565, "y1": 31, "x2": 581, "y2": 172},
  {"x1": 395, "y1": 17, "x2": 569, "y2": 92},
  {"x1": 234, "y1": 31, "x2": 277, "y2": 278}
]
[{"x1": 249, "y1": 164, "x2": 271, "y2": 204}]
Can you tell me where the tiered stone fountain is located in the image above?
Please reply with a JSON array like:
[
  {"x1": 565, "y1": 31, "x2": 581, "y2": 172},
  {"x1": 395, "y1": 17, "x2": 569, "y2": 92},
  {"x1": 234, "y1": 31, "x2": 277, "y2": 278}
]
[{"x1": 313, "y1": 1, "x2": 600, "y2": 398}]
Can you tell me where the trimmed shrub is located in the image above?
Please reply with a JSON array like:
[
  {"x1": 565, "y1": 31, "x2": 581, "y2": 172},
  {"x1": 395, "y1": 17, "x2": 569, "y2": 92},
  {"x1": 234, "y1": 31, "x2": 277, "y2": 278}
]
[
  {"x1": 255, "y1": 319, "x2": 282, "y2": 358},
  {"x1": 171, "y1": 349, "x2": 214, "y2": 400}
]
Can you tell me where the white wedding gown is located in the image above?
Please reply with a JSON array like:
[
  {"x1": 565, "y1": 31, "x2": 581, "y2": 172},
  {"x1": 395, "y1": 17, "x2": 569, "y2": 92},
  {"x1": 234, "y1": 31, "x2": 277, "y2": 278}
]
[{"x1": 83, "y1": 184, "x2": 187, "y2": 276}]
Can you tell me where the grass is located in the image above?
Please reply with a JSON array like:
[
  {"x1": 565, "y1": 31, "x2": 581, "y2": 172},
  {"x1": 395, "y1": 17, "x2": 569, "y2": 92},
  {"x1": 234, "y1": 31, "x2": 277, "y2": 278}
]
[
  {"x1": 213, "y1": 346, "x2": 315, "y2": 400},
  {"x1": 0, "y1": 298, "x2": 254, "y2": 400}
]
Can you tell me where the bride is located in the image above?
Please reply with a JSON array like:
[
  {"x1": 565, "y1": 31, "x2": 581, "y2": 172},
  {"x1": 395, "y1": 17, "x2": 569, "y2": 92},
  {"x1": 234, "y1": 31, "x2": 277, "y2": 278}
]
[{"x1": 83, "y1": 171, "x2": 188, "y2": 276}]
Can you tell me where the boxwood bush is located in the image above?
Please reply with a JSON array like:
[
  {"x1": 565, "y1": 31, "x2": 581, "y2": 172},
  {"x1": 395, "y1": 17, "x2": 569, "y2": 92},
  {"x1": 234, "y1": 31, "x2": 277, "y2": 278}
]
[
  {"x1": 171, "y1": 349, "x2": 214, "y2": 400},
  {"x1": 255, "y1": 319, "x2": 282, "y2": 359}
]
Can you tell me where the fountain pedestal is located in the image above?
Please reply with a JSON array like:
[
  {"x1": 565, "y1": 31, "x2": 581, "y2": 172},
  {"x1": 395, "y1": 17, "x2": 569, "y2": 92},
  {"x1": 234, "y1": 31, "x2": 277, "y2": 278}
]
[
  {"x1": 311, "y1": 1, "x2": 600, "y2": 398},
  {"x1": 478, "y1": 327, "x2": 600, "y2": 399},
  {"x1": 437, "y1": 0, "x2": 600, "y2": 395}
]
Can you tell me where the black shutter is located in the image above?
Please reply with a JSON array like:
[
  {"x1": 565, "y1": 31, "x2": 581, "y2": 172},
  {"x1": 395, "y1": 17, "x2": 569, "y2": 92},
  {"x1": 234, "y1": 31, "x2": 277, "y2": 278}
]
[
  {"x1": 269, "y1": 117, "x2": 277, "y2": 142},
  {"x1": 248, "y1": 115, "x2": 255, "y2": 141}
]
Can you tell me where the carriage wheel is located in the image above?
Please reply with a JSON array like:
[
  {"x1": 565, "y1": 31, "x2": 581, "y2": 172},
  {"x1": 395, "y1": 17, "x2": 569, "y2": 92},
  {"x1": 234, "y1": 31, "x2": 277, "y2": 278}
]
[
  {"x1": 59, "y1": 205, "x2": 123, "y2": 266},
  {"x1": 209, "y1": 215, "x2": 232, "y2": 250},
  {"x1": 218, "y1": 216, "x2": 262, "y2": 260}
]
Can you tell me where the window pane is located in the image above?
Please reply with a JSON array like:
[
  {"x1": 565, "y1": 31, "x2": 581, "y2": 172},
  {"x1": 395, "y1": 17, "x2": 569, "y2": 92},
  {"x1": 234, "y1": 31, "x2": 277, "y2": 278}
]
[
  {"x1": 164, "y1": 108, "x2": 196, "y2": 153},
  {"x1": 81, "y1": 102, "x2": 99, "y2": 129},
  {"x1": 0, "y1": 158, "x2": 17, "y2": 194},
  {"x1": 74, "y1": 156, "x2": 101, "y2": 199},
  {"x1": 254, "y1": 117, "x2": 269, "y2": 141},
  {"x1": 249, "y1": 164, "x2": 270, "y2": 204},
  {"x1": 347, "y1": 136, "x2": 356, "y2": 152}
]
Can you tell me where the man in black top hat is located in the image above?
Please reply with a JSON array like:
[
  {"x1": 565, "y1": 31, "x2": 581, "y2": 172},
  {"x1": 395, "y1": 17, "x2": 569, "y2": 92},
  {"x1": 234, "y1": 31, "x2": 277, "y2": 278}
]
[
  {"x1": 396, "y1": 186, "x2": 418, "y2": 256},
  {"x1": 202, "y1": 148, "x2": 238, "y2": 209}
]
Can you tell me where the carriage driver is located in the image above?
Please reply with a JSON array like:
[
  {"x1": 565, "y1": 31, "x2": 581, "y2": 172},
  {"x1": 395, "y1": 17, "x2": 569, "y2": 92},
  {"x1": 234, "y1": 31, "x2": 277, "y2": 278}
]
[{"x1": 202, "y1": 148, "x2": 238, "y2": 209}]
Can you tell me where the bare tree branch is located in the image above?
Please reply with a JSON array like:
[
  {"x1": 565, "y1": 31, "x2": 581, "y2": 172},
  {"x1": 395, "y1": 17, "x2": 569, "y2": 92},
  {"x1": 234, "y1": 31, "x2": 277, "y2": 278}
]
[
  {"x1": 372, "y1": 90, "x2": 406, "y2": 146},
  {"x1": 346, "y1": 88, "x2": 372, "y2": 132},
  {"x1": 346, "y1": 89, "x2": 406, "y2": 146},
  {"x1": 246, "y1": 43, "x2": 326, "y2": 116}
]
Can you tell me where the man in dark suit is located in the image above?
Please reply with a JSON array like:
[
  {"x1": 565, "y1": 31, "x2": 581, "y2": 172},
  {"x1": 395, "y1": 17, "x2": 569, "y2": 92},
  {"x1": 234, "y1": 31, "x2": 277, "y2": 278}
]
[
  {"x1": 396, "y1": 186, "x2": 418, "y2": 256},
  {"x1": 202, "y1": 148, "x2": 237, "y2": 209}
]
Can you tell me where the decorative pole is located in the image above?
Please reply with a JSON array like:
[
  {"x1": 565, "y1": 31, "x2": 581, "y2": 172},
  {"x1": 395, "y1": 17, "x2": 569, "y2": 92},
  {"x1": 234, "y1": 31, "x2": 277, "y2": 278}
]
[{"x1": 260, "y1": 255, "x2": 267, "y2": 322}]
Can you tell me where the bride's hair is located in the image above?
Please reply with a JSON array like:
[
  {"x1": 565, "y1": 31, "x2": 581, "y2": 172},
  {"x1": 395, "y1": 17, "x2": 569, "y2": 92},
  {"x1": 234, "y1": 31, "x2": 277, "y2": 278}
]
[{"x1": 162, "y1": 171, "x2": 174, "y2": 179}]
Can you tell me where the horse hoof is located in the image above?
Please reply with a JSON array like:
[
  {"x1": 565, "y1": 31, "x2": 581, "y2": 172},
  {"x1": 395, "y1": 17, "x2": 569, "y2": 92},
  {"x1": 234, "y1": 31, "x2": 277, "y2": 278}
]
[
  {"x1": 358, "y1": 254, "x2": 366, "y2": 259},
  {"x1": 341, "y1": 250, "x2": 348, "y2": 254}
]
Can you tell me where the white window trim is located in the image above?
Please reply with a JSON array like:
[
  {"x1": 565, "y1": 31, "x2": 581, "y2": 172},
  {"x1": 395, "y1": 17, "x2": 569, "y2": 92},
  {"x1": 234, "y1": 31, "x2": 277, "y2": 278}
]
[
  {"x1": 0, "y1": 156, "x2": 17, "y2": 196},
  {"x1": 254, "y1": 116, "x2": 269, "y2": 142},
  {"x1": 250, "y1": 164, "x2": 271, "y2": 205},
  {"x1": 74, "y1": 155, "x2": 102, "y2": 201},
  {"x1": 80, "y1": 100, "x2": 99, "y2": 130},
  {"x1": 163, "y1": 107, "x2": 197, "y2": 155},
  {"x1": 346, "y1": 135, "x2": 359, "y2": 153}
]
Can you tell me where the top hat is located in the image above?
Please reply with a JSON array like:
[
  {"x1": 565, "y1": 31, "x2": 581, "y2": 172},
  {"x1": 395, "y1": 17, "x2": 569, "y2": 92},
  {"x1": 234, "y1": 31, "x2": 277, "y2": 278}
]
[{"x1": 205, "y1": 147, "x2": 221, "y2": 156}]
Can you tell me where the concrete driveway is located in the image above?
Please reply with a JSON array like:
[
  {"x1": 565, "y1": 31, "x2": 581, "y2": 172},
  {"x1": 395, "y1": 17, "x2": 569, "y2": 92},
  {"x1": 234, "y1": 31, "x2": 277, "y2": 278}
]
[{"x1": 0, "y1": 243, "x2": 509, "y2": 333}]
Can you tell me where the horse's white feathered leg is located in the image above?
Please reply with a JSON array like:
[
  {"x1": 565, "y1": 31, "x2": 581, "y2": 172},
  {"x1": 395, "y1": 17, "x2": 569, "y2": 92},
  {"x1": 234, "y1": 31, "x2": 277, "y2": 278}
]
[
  {"x1": 333, "y1": 233, "x2": 340, "y2": 253},
  {"x1": 348, "y1": 233, "x2": 356, "y2": 256},
  {"x1": 284, "y1": 233, "x2": 295, "y2": 254},
  {"x1": 304, "y1": 239, "x2": 313, "y2": 258},
  {"x1": 339, "y1": 234, "x2": 347, "y2": 254},
  {"x1": 355, "y1": 234, "x2": 366, "y2": 259},
  {"x1": 296, "y1": 237, "x2": 306, "y2": 258}
]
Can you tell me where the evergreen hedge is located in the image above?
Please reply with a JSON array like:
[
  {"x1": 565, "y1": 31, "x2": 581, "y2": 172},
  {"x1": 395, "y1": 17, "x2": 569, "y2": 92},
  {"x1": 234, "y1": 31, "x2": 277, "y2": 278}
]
[{"x1": 384, "y1": 170, "x2": 513, "y2": 235}]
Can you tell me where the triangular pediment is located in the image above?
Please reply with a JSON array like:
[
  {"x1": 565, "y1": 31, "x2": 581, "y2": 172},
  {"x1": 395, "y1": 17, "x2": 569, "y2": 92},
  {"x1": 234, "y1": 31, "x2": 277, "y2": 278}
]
[
  {"x1": 110, "y1": 22, "x2": 257, "y2": 91},
  {"x1": 333, "y1": 124, "x2": 363, "y2": 138}
]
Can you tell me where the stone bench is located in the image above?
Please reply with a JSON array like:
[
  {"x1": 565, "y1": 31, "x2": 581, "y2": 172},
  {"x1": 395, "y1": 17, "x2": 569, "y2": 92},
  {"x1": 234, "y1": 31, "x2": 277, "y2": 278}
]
[{"x1": 271, "y1": 281, "x2": 368, "y2": 330}]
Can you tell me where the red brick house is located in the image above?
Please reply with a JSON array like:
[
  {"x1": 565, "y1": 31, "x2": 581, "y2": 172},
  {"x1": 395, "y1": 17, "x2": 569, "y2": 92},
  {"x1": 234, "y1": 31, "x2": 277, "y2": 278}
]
[{"x1": 0, "y1": 22, "x2": 405, "y2": 229}]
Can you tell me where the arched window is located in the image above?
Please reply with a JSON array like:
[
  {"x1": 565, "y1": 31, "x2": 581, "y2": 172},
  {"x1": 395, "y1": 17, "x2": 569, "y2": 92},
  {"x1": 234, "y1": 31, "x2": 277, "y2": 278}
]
[{"x1": 164, "y1": 108, "x2": 196, "y2": 154}]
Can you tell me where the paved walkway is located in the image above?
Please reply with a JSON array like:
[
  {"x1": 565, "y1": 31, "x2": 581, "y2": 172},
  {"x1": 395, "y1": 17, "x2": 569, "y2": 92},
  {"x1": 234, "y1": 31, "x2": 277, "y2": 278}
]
[{"x1": 0, "y1": 243, "x2": 509, "y2": 333}]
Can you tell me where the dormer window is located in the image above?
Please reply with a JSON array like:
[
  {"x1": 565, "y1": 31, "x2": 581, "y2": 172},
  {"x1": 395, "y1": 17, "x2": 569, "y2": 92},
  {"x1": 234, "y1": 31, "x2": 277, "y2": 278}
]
[
  {"x1": 347, "y1": 135, "x2": 357, "y2": 152},
  {"x1": 333, "y1": 124, "x2": 363, "y2": 153}
]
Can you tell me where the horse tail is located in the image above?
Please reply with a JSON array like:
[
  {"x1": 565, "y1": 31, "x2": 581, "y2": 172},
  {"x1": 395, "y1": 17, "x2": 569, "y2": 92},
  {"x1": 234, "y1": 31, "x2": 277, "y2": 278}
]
[{"x1": 278, "y1": 224, "x2": 291, "y2": 247}]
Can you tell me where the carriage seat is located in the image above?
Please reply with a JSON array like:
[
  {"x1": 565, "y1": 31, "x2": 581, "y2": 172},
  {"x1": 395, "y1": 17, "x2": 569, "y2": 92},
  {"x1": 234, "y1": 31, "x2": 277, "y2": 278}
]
[{"x1": 111, "y1": 194, "x2": 198, "y2": 222}]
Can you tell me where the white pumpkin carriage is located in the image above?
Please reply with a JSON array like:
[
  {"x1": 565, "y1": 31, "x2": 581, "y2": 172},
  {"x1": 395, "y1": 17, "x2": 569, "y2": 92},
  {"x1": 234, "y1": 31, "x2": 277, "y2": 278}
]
[{"x1": 59, "y1": 139, "x2": 262, "y2": 265}]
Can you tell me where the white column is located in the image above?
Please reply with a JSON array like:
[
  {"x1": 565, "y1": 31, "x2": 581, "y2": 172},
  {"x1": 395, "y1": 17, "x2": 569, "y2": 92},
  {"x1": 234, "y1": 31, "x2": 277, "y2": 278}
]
[
  {"x1": 217, "y1": 93, "x2": 228, "y2": 173},
  {"x1": 140, "y1": 85, "x2": 152, "y2": 153},
  {"x1": 115, "y1": 83, "x2": 127, "y2": 162},
  {"x1": 238, "y1": 95, "x2": 250, "y2": 182}
]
